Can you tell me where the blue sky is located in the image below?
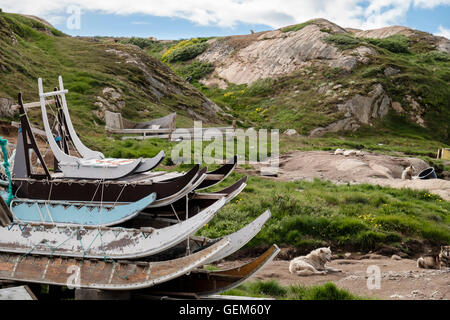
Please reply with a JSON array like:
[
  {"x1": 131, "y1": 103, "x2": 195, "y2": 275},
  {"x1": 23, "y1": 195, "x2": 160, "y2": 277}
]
[
  {"x1": 58, "y1": 12, "x2": 273, "y2": 39},
  {"x1": 1, "y1": 0, "x2": 449, "y2": 39}
]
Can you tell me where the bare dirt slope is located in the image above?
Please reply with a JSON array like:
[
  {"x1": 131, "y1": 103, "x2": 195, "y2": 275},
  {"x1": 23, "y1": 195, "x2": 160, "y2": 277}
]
[
  {"x1": 219, "y1": 257, "x2": 450, "y2": 300},
  {"x1": 256, "y1": 151, "x2": 450, "y2": 200}
]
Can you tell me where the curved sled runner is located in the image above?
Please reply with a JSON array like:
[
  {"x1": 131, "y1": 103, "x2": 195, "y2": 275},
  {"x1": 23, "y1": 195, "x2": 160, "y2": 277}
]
[
  {"x1": 196, "y1": 155, "x2": 238, "y2": 190},
  {"x1": 0, "y1": 197, "x2": 226, "y2": 259},
  {"x1": 133, "y1": 150, "x2": 165, "y2": 174},
  {"x1": 204, "y1": 209, "x2": 271, "y2": 264},
  {"x1": 147, "y1": 166, "x2": 208, "y2": 208},
  {"x1": 0, "y1": 238, "x2": 230, "y2": 291},
  {"x1": 141, "y1": 244, "x2": 280, "y2": 297},
  {"x1": 145, "y1": 209, "x2": 271, "y2": 263},
  {"x1": 132, "y1": 176, "x2": 248, "y2": 226}
]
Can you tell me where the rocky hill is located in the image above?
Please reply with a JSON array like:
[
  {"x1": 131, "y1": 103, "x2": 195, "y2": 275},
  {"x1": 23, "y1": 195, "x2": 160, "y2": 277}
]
[
  {"x1": 0, "y1": 12, "x2": 448, "y2": 147},
  {"x1": 143, "y1": 19, "x2": 449, "y2": 143},
  {"x1": 0, "y1": 12, "x2": 222, "y2": 142}
]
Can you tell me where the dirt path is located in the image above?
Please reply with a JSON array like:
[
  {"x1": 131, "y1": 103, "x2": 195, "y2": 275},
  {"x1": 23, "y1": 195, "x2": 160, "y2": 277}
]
[{"x1": 219, "y1": 257, "x2": 450, "y2": 300}]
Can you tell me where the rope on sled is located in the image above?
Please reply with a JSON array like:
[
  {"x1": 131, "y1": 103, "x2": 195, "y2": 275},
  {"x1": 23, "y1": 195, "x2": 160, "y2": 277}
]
[{"x1": 0, "y1": 137, "x2": 14, "y2": 206}]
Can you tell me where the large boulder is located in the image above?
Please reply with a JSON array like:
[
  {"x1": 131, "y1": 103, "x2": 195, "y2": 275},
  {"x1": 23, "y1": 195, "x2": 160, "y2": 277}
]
[
  {"x1": 310, "y1": 84, "x2": 391, "y2": 136},
  {"x1": 0, "y1": 98, "x2": 15, "y2": 118},
  {"x1": 93, "y1": 87, "x2": 125, "y2": 120}
]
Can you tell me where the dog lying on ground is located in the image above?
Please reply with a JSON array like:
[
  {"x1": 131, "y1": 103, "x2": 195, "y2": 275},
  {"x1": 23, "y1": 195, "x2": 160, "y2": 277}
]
[
  {"x1": 289, "y1": 247, "x2": 342, "y2": 276},
  {"x1": 417, "y1": 246, "x2": 450, "y2": 269},
  {"x1": 401, "y1": 165, "x2": 415, "y2": 180}
]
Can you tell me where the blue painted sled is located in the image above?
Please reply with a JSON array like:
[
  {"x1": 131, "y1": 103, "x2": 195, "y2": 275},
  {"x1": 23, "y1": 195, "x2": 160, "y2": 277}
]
[{"x1": 0, "y1": 191, "x2": 156, "y2": 227}]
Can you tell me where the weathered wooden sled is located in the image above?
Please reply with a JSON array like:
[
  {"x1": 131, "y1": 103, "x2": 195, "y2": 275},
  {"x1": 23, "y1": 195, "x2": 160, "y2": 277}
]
[
  {"x1": 47, "y1": 81, "x2": 237, "y2": 185},
  {"x1": 47, "y1": 78, "x2": 165, "y2": 174},
  {"x1": 0, "y1": 197, "x2": 226, "y2": 259},
  {"x1": 1, "y1": 191, "x2": 156, "y2": 226},
  {"x1": 0, "y1": 238, "x2": 230, "y2": 290},
  {"x1": 38, "y1": 80, "x2": 143, "y2": 180},
  {"x1": 105, "y1": 110, "x2": 177, "y2": 139},
  {"x1": 12, "y1": 95, "x2": 204, "y2": 207},
  {"x1": 138, "y1": 244, "x2": 279, "y2": 297}
]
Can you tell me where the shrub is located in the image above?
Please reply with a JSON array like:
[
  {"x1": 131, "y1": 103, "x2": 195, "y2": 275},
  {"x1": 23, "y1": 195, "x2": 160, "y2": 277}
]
[
  {"x1": 248, "y1": 280, "x2": 288, "y2": 297},
  {"x1": 363, "y1": 35, "x2": 410, "y2": 54},
  {"x1": 420, "y1": 51, "x2": 450, "y2": 63},
  {"x1": 245, "y1": 78, "x2": 275, "y2": 96},
  {"x1": 325, "y1": 34, "x2": 360, "y2": 50},
  {"x1": 281, "y1": 21, "x2": 312, "y2": 33},
  {"x1": 299, "y1": 282, "x2": 360, "y2": 300},
  {"x1": 120, "y1": 37, "x2": 156, "y2": 49},
  {"x1": 162, "y1": 38, "x2": 208, "y2": 63},
  {"x1": 177, "y1": 61, "x2": 213, "y2": 80}
]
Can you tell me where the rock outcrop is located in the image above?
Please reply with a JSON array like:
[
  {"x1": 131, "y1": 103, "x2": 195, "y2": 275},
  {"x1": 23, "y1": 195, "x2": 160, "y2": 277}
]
[
  {"x1": 105, "y1": 47, "x2": 222, "y2": 121},
  {"x1": 93, "y1": 87, "x2": 126, "y2": 119},
  {"x1": 197, "y1": 19, "x2": 374, "y2": 87},
  {"x1": 0, "y1": 98, "x2": 14, "y2": 118},
  {"x1": 310, "y1": 84, "x2": 391, "y2": 136}
]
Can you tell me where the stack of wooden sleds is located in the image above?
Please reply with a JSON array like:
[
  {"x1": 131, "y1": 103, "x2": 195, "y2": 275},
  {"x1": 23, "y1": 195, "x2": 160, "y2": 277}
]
[{"x1": 0, "y1": 77, "x2": 279, "y2": 299}]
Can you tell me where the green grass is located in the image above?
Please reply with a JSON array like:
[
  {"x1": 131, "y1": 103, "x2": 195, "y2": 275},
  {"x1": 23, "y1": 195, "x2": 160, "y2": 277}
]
[
  {"x1": 281, "y1": 21, "x2": 314, "y2": 33},
  {"x1": 325, "y1": 34, "x2": 410, "y2": 53},
  {"x1": 176, "y1": 61, "x2": 214, "y2": 81},
  {"x1": 223, "y1": 280, "x2": 363, "y2": 300},
  {"x1": 198, "y1": 173, "x2": 450, "y2": 252},
  {"x1": 324, "y1": 34, "x2": 361, "y2": 50}
]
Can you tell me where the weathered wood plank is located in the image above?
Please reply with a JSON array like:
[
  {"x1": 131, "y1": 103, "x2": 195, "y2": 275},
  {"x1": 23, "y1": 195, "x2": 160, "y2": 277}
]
[
  {"x1": 0, "y1": 197, "x2": 12, "y2": 227},
  {"x1": 0, "y1": 285, "x2": 37, "y2": 300},
  {"x1": 10, "y1": 99, "x2": 55, "y2": 111}
]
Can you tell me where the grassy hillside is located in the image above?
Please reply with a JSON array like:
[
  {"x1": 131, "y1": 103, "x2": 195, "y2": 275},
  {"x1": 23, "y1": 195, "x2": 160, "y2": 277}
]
[
  {"x1": 0, "y1": 12, "x2": 222, "y2": 151},
  {"x1": 125, "y1": 23, "x2": 450, "y2": 161}
]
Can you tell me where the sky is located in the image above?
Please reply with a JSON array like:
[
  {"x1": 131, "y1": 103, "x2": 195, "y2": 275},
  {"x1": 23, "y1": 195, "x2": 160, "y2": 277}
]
[{"x1": 0, "y1": 0, "x2": 449, "y2": 39}]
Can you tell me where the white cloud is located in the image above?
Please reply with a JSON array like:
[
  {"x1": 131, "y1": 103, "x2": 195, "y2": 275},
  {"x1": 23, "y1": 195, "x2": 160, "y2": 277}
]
[
  {"x1": 0, "y1": 0, "x2": 449, "y2": 30},
  {"x1": 45, "y1": 15, "x2": 66, "y2": 26},
  {"x1": 435, "y1": 25, "x2": 450, "y2": 38}
]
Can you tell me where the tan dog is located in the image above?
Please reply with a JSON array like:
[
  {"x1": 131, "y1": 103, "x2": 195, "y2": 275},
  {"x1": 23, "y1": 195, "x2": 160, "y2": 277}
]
[
  {"x1": 289, "y1": 247, "x2": 342, "y2": 276},
  {"x1": 417, "y1": 246, "x2": 450, "y2": 269},
  {"x1": 401, "y1": 165, "x2": 415, "y2": 180}
]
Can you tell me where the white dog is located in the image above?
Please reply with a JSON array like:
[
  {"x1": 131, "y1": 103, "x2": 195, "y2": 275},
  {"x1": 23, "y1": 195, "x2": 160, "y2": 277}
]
[
  {"x1": 401, "y1": 165, "x2": 415, "y2": 180},
  {"x1": 289, "y1": 247, "x2": 342, "y2": 276}
]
